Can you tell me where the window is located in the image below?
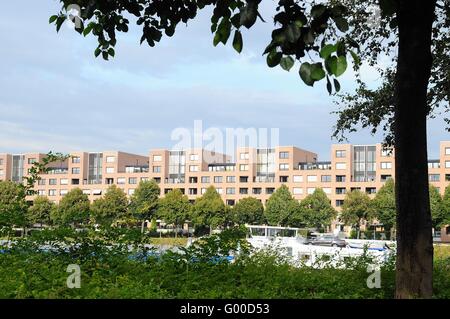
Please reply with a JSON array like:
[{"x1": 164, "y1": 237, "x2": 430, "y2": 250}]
[
  {"x1": 201, "y1": 188, "x2": 207, "y2": 194},
  {"x1": 240, "y1": 176, "x2": 249, "y2": 183},
  {"x1": 381, "y1": 148, "x2": 393, "y2": 157},
  {"x1": 141, "y1": 177, "x2": 149, "y2": 182},
  {"x1": 38, "y1": 179, "x2": 46, "y2": 185},
  {"x1": 72, "y1": 167, "x2": 80, "y2": 174},
  {"x1": 445, "y1": 147, "x2": 450, "y2": 155},
  {"x1": 446, "y1": 174, "x2": 450, "y2": 182},
  {"x1": 381, "y1": 162, "x2": 392, "y2": 169},
  {"x1": 153, "y1": 155, "x2": 162, "y2": 162},
  {"x1": 28, "y1": 158, "x2": 36, "y2": 164},
  {"x1": 106, "y1": 167, "x2": 114, "y2": 174},
  {"x1": 188, "y1": 188, "x2": 197, "y2": 195},
  {"x1": 239, "y1": 164, "x2": 249, "y2": 171},
  {"x1": 71, "y1": 179, "x2": 80, "y2": 185},
  {"x1": 190, "y1": 154, "x2": 199, "y2": 161},
  {"x1": 428, "y1": 161, "x2": 440, "y2": 169},
  {"x1": 381, "y1": 174, "x2": 392, "y2": 182},
  {"x1": 0, "y1": 169, "x2": 3, "y2": 176},
  {"x1": 0, "y1": 159, "x2": 3, "y2": 165},
  {"x1": 336, "y1": 200, "x2": 344, "y2": 207},
  {"x1": 216, "y1": 188, "x2": 223, "y2": 194},
  {"x1": 129, "y1": 177, "x2": 137, "y2": 184},
  {"x1": 336, "y1": 175, "x2": 346, "y2": 182},
  {"x1": 117, "y1": 177, "x2": 126, "y2": 184},
  {"x1": 128, "y1": 189, "x2": 135, "y2": 195},
  {"x1": 335, "y1": 150, "x2": 346, "y2": 158},
  {"x1": 335, "y1": 163, "x2": 346, "y2": 170},
  {"x1": 279, "y1": 176, "x2": 288, "y2": 183},
  {"x1": 321, "y1": 175, "x2": 331, "y2": 182},
  {"x1": 72, "y1": 156, "x2": 81, "y2": 164},
  {"x1": 48, "y1": 189, "x2": 57, "y2": 196},
  {"x1": 429, "y1": 174, "x2": 440, "y2": 182},
  {"x1": 239, "y1": 188, "x2": 248, "y2": 195},
  {"x1": 214, "y1": 176, "x2": 223, "y2": 183},
  {"x1": 226, "y1": 176, "x2": 235, "y2": 183},
  {"x1": 279, "y1": 152, "x2": 289, "y2": 159},
  {"x1": 106, "y1": 156, "x2": 115, "y2": 163},
  {"x1": 279, "y1": 164, "x2": 289, "y2": 171},
  {"x1": 252, "y1": 188, "x2": 262, "y2": 194},
  {"x1": 307, "y1": 175, "x2": 317, "y2": 182},
  {"x1": 60, "y1": 190, "x2": 68, "y2": 196},
  {"x1": 37, "y1": 190, "x2": 46, "y2": 196},
  {"x1": 446, "y1": 161, "x2": 450, "y2": 168},
  {"x1": 266, "y1": 188, "x2": 275, "y2": 194},
  {"x1": 293, "y1": 187, "x2": 303, "y2": 195},
  {"x1": 60, "y1": 179, "x2": 68, "y2": 185},
  {"x1": 189, "y1": 165, "x2": 199, "y2": 172},
  {"x1": 307, "y1": 188, "x2": 315, "y2": 194},
  {"x1": 322, "y1": 188, "x2": 332, "y2": 194},
  {"x1": 240, "y1": 152, "x2": 249, "y2": 160},
  {"x1": 49, "y1": 178, "x2": 57, "y2": 185},
  {"x1": 226, "y1": 187, "x2": 235, "y2": 194},
  {"x1": 201, "y1": 176, "x2": 210, "y2": 183},
  {"x1": 366, "y1": 187, "x2": 377, "y2": 194},
  {"x1": 92, "y1": 189, "x2": 102, "y2": 195},
  {"x1": 336, "y1": 188, "x2": 346, "y2": 195},
  {"x1": 293, "y1": 175, "x2": 303, "y2": 183},
  {"x1": 153, "y1": 166, "x2": 161, "y2": 173}
]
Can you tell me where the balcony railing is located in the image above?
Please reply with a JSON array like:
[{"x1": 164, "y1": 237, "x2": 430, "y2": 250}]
[{"x1": 298, "y1": 162, "x2": 332, "y2": 170}]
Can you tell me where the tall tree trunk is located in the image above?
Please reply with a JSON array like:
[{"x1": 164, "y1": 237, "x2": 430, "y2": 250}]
[{"x1": 394, "y1": 0, "x2": 436, "y2": 298}]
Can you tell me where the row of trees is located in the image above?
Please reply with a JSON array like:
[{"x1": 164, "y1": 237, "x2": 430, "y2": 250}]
[{"x1": 1, "y1": 179, "x2": 449, "y2": 236}]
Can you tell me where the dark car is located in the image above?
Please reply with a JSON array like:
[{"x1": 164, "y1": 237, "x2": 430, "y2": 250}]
[{"x1": 304, "y1": 234, "x2": 347, "y2": 247}]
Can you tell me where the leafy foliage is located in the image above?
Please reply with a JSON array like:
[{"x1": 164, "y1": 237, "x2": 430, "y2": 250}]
[
  {"x1": 157, "y1": 189, "x2": 192, "y2": 231},
  {"x1": 128, "y1": 179, "x2": 160, "y2": 222},
  {"x1": 191, "y1": 186, "x2": 227, "y2": 229},
  {"x1": 429, "y1": 185, "x2": 445, "y2": 229},
  {"x1": 340, "y1": 190, "x2": 373, "y2": 231},
  {"x1": 298, "y1": 188, "x2": 337, "y2": 229},
  {"x1": 91, "y1": 185, "x2": 129, "y2": 227},
  {"x1": 264, "y1": 185, "x2": 300, "y2": 226},
  {"x1": 51, "y1": 188, "x2": 90, "y2": 226},
  {"x1": 27, "y1": 196, "x2": 54, "y2": 226},
  {"x1": 370, "y1": 178, "x2": 396, "y2": 231},
  {"x1": 232, "y1": 197, "x2": 265, "y2": 225},
  {"x1": 0, "y1": 181, "x2": 28, "y2": 228}
]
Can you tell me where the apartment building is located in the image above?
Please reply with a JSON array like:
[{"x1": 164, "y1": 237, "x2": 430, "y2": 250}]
[{"x1": 0, "y1": 142, "x2": 449, "y2": 209}]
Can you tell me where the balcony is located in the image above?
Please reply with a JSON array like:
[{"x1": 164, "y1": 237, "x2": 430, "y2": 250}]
[
  {"x1": 254, "y1": 176, "x2": 275, "y2": 183},
  {"x1": 46, "y1": 167, "x2": 68, "y2": 174},
  {"x1": 298, "y1": 161, "x2": 332, "y2": 170},
  {"x1": 165, "y1": 177, "x2": 185, "y2": 184},
  {"x1": 125, "y1": 166, "x2": 149, "y2": 173}
]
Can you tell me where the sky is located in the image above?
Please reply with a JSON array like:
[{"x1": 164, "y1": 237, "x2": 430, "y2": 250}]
[{"x1": 0, "y1": 1, "x2": 448, "y2": 160}]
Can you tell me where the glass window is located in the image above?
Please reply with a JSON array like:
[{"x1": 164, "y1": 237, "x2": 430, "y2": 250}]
[
  {"x1": 201, "y1": 176, "x2": 210, "y2": 183},
  {"x1": 60, "y1": 190, "x2": 68, "y2": 196},
  {"x1": 240, "y1": 152, "x2": 249, "y2": 160},
  {"x1": 429, "y1": 174, "x2": 440, "y2": 182},
  {"x1": 445, "y1": 161, "x2": 450, "y2": 168},
  {"x1": 322, "y1": 188, "x2": 332, "y2": 194},
  {"x1": 445, "y1": 148, "x2": 450, "y2": 155},
  {"x1": 49, "y1": 178, "x2": 57, "y2": 185},
  {"x1": 307, "y1": 188, "x2": 315, "y2": 194},
  {"x1": 293, "y1": 187, "x2": 303, "y2": 195},
  {"x1": 335, "y1": 163, "x2": 346, "y2": 170},
  {"x1": 216, "y1": 188, "x2": 223, "y2": 194},
  {"x1": 117, "y1": 177, "x2": 126, "y2": 184},
  {"x1": 293, "y1": 175, "x2": 303, "y2": 183},
  {"x1": 106, "y1": 167, "x2": 114, "y2": 174},
  {"x1": 48, "y1": 189, "x2": 57, "y2": 196},
  {"x1": 226, "y1": 176, "x2": 235, "y2": 183},
  {"x1": 279, "y1": 152, "x2": 289, "y2": 159},
  {"x1": 190, "y1": 154, "x2": 199, "y2": 161},
  {"x1": 189, "y1": 165, "x2": 199, "y2": 172},
  {"x1": 214, "y1": 176, "x2": 223, "y2": 183},
  {"x1": 336, "y1": 175, "x2": 346, "y2": 182},
  {"x1": 321, "y1": 175, "x2": 331, "y2": 182},
  {"x1": 153, "y1": 166, "x2": 161, "y2": 173},
  {"x1": 279, "y1": 164, "x2": 289, "y2": 171},
  {"x1": 0, "y1": 169, "x2": 3, "y2": 176},
  {"x1": 60, "y1": 179, "x2": 68, "y2": 185},
  {"x1": 307, "y1": 175, "x2": 317, "y2": 182},
  {"x1": 106, "y1": 156, "x2": 115, "y2": 163},
  {"x1": 381, "y1": 162, "x2": 392, "y2": 169},
  {"x1": 226, "y1": 187, "x2": 235, "y2": 194},
  {"x1": 153, "y1": 155, "x2": 162, "y2": 162},
  {"x1": 72, "y1": 156, "x2": 81, "y2": 164},
  {"x1": 0, "y1": 159, "x2": 3, "y2": 165},
  {"x1": 335, "y1": 150, "x2": 346, "y2": 158},
  {"x1": 72, "y1": 167, "x2": 80, "y2": 174},
  {"x1": 129, "y1": 177, "x2": 137, "y2": 184},
  {"x1": 128, "y1": 189, "x2": 135, "y2": 195},
  {"x1": 28, "y1": 158, "x2": 36, "y2": 164},
  {"x1": 239, "y1": 164, "x2": 249, "y2": 171}
]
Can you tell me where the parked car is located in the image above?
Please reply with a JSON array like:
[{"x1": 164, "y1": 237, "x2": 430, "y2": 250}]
[{"x1": 304, "y1": 234, "x2": 347, "y2": 247}]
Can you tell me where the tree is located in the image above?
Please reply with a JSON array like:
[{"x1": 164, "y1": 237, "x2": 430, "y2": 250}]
[
  {"x1": 443, "y1": 185, "x2": 450, "y2": 227},
  {"x1": 298, "y1": 188, "x2": 337, "y2": 230},
  {"x1": 27, "y1": 196, "x2": 54, "y2": 227},
  {"x1": 233, "y1": 197, "x2": 265, "y2": 225},
  {"x1": 50, "y1": 0, "x2": 448, "y2": 298},
  {"x1": 51, "y1": 188, "x2": 90, "y2": 227},
  {"x1": 0, "y1": 181, "x2": 28, "y2": 228},
  {"x1": 340, "y1": 190, "x2": 373, "y2": 239},
  {"x1": 429, "y1": 185, "x2": 444, "y2": 230},
  {"x1": 191, "y1": 186, "x2": 226, "y2": 233},
  {"x1": 265, "y1": 185, "x2": 300, "y2": 227},
  {"x1": 91, "y1": 185, "x2": 129, "y2": 227},
  {"x1": 371, "y1": 178, "x2": 396, "y2": 238},
  {"x1": 157, "y1": 189, "x2": 191, "y2": 237},
  {"x1": 128, "y1": 179, "x2": 160, "y2": 233}
]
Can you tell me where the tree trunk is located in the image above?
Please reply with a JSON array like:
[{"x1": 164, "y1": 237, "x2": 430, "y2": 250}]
[{"x1": 394, "y1": 0, "x2": 436, "y2": 298}]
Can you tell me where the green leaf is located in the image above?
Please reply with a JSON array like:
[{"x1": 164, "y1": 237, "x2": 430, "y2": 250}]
[
  {"x1": 267, "y1": 51, "x2": 282, "y2": 68},
  {"x1": 56, "y1": 16, "x2": 65, "y2": 33},
  {"x1": 325, "y1": 55, "x2": 338, "y2": 74},
  {"x1": 280, "y1": 56, "x2": 294, "y2": 71},
  {"x1": 213, "y1": 32, "x2": 221, "y2": 46},
  {"x1": 94, "y1": 48, "x2": 101, "y2": 58},
  {"x1": 83, "y1": 23, "x2": 94, "y2": 37},
  {"x1": 319, "y1": 44, "x2": 336, "y2": 59},
  {"x1": 335, "y1": 56, "x2": 347, "y2": 76},
  {"x1": 379, "y1": 0, "x2": 396, "y2": 16},
  {"x1": 333, "y1": 17, "x2": 349, "y2": 32},
  {"x1": 285, "y1": 23, "x2": 301, "y2": 43},
  {"x1": 239, "y1": 3, "x2": 258, "y2": 29},
  {"x1": 311, "y1": 63, "x2": 326, "y2": 81},
  {"x1": 350, "y1": 50, "x2": 360, "y2": 65},
  {"x1": 311, "y1": 5, "x2": 327, "y2": 18},
  {"x1": 108, "y1": 48, "x2": 115, "y2": 57},
  {"x1": 102, "y1": 51, "x2": 109, "y2": 60},
  {"x1": 333, "y1": 79, "x2": 341, "y2": 92},
  {"x1": 299, "y1": 62, "x2": 315, "y2": 86},
  {"x1": 326, "y1": 76, "x2": 332, "y2": 94},
  {"x1": 232, "y1": 30, "x2": 243, "y2": 53},
  {"x1": 49, "y1": 15, "x2": 58, "y2": 24}
]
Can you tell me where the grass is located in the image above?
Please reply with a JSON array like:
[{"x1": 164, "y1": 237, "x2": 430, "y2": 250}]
[
  {"x1": 434, "y1": 244, "x2": 450, "y2": 259},
  {"x1": 149, "y1": 237, "x2": 188, "y2": 246}
]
